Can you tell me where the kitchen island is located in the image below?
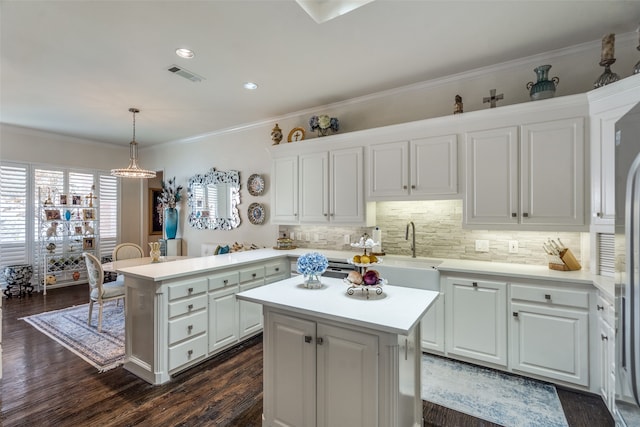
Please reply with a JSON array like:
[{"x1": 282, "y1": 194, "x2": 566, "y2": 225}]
[{"x1": 237, "y1": 276, "x2": 439, "y2": 427}]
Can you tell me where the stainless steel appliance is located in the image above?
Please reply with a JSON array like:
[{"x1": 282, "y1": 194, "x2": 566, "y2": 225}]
[
  {"x1": 290, "y1": 258, "x2": 357, "y2": 279},
  {"x1": 615, "y1": 102, "x2": 640, "y2": 426}
]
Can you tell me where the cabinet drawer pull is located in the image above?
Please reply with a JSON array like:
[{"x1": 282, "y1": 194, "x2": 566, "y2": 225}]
[
  {"x1": 252, "y1": 273, "x2": 256, "y2": 278},
  {"x1": 187, "y1": 349, "x2": 193, "y2": 358},
  {"x1": 330, "y1": 213, "x2": 334, "y2": 217},
  {"x1": 513, "y1": 312, "x2": 519, "y2": 317},
  {"x1": 188, "y1": 304, "x2": 194, "y2": 310},
  {"x1": 597, "y1": 304, "x2": 604, "y2": 311},
  {"x1": 411, "y1": 185, "x2": 416, "y2": 189},
  {"x1": 317, "y1": 337, "x2": 324, "y2": 345},
  {"x1": 472, "y1": 282, "x2": 478, "y2": 287},
  {"x1": 188, "y1": 325, "x2": 193, "y2": 333},
  {"x1": 304, "y1": 335, "x2": 312, "y2": 343},
  {"x1": 324, "y1": 213, "x2": 328, "y2": 216},
  {"x1": 403, "y1": 185, "x2": 408, "y2": 189},
  {"x1": 523, "y1": 213, "x2": 529, "y2": 218},
  {"x1": 544, "y1": 294, "x2": 551, "y2": 300},
  {"x1": 601, "y1": 334, "x2": 608, "y2": 341},
  {"x1": 188, "y1": 287, "x2": 193, "y2": 294},
  {"x1": 223, "y1": 279, "x2": 228, "y2": 285},
  {"x1": 512, "y1": 213, "x2": 517, "y2": 218},
  {"x1": 596, "y1": 212, "x2": 603, "y2": 218},
  {"x1": 275, "y1": 267, "x2": 279, "y2": 272}
]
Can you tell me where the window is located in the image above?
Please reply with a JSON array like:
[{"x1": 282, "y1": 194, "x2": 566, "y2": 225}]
[{"x1": 0, "y1": 161, "x2": 119, "y2": 287}]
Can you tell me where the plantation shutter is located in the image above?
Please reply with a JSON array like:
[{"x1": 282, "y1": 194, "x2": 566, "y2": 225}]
[
  {"x1": 99, "y1": 174, "x2": 118, "y2": 259},
  {"x1": 0, "y1": 163, "x2": 30, "y2": 286}
]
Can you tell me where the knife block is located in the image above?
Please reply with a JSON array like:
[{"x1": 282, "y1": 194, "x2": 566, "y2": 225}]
[{"x1": 547, "y1": 248, "x2": 581, "y2": 271}]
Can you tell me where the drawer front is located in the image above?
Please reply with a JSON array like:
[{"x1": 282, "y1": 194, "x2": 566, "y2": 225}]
[
  {"x1": 168, "y1": 294, "x2": 207, "y2": 319},
  {"x1": 511, "y1": 284, "x2": 589, "y2": 309},
  {"x1": 265, "y1": 261, "x2": 287, "y2": 277},
  {"x1": 240, "y1": 266, "x2": 264, "y2": 283},
  {"x1": 208, "y1": 271, "x2": 239, "y2": 291},
  {"x1": 597, "y1": 293, "x2": 614, "y2": 326},
  {"x1": 168, "y1": 278, "x2": 208, "y2": 301},
  {"x1": 168, "y1": 334, "x2": 208, "y2": 371},
  {"x1": 168, "y1": 311, "x2": 207, "y2": 346}
]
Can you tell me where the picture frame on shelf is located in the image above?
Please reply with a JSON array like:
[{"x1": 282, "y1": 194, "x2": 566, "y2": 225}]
[
  {"x1": 82, "y1": 209, "x2": 95, "y2": 220},
  {"x1": 59, "y1": 194, "x2": 68, "y2": 205},
  {"x1": 45, "y1": 209, "x2": 61, "y2": 220},
  {"x1": 72, "y1": 195, "x2": 82, "y2": 206},
  {"x1": 82, "y1": 237, "x2": 94, "y2": 250},
  {"x1": 149, "y1": 188, "x2": 163, "y2": 235},
  {"x1": 74, "y1": 226, "x2": 82, "y2": 235}
]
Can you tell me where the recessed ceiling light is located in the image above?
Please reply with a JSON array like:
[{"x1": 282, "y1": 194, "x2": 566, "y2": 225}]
[
  {"x1": 176, "y1": 48, "x2": 195, "y2": 59},
  {"x1": 243, "y1": 82, "x2": 258, "y2": 90}
]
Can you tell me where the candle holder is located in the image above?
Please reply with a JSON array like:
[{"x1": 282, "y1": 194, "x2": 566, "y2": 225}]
[{"x1": 594, "y1": 58, "x2": 620, "y2": 89}]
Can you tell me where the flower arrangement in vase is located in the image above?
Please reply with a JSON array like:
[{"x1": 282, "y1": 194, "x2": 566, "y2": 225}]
[
  {"x1": 309, "y1": 114, "x2": 339, "y2": 137},
  {"x1": 296, "y1": 252, "x2": 329, "y2": 289},
  {"x1": 157, "y1": 177, "x2": 183, "y2": 239}
]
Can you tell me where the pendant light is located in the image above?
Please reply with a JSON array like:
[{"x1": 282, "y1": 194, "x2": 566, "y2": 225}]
[{"x1": 111, "y1": 108, "x2": 156, "y2": 179}]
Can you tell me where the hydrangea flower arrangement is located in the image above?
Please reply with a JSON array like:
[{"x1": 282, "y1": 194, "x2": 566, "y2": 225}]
[
  {"x1": 309, "y1": 114, "x2": 339, "y2": 136},
  {"x1": 296, "y1": 252, "x2": 329, "y2": 276}
]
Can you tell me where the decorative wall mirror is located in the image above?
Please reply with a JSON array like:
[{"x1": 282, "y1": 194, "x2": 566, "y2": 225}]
[{"x1": 188, "y1": 168, "x2": 241, "y2": 230}]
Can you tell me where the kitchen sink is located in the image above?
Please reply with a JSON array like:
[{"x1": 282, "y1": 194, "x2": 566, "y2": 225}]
[{"x1": 374, "y1": 258, "x2": 441, "y2": 291}]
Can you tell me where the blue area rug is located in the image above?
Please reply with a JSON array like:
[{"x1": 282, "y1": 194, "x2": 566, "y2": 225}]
[
  {"x1": 21, "y1": 301, "x2": 125, "y2": 372},
  {"x1": 422, "y1": 354, "x2": 568, "y2": 427}
]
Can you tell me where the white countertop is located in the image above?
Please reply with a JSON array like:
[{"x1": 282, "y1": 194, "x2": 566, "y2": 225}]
[
  {"x1": 115, "y1": 247, "x2": 614, "y2": 299},
  {"x1": 236, "y1": 276, "x2": 439, "y2": 335}
]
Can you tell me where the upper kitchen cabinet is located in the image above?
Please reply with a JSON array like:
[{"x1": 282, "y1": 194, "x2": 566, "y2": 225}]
[
  {"x1": 588, "y1": 74, "x2": 640, "y2": 230},
  {"x1": 465, "y1": 117, "x2": 585, "y2": 230},
  {"x1": 272, "y1": 147, "x2": 372, "y2": 225},
  {"x1": 367, "y1": 134, "x2": 458, "y2": 201}
]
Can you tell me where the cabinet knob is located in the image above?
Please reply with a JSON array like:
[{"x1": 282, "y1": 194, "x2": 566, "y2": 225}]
[
  {"x1": 403, "y1": 185, "x2": 408, "y2": 190},
  {"x1": 597, "y1": 304, "x2": 604, "y2": 311},
  {"x1": 513, "y1": 312, "x2": 519, "y2": 318},
  {"x1": 596, "y1": 212, "x2": 603, "y2": 218},
  {"x1": 601, "y1": 334, "x2": 608, "y2": 341},
  {"x1": 512, "y1": 213, "x2": 517, "y2": 218},
  {"x1": 188, "y1": 287, "x2": 193, "y2": 293},
  {"x1": 223, "y1": 279, "x2": 228, "y2": 285},
  {"x1": 188, "y1": 304, "x2": 194, "y2": 310},
  {"x1": 544, "y1": 294, "x2": 551, "y2": 300},
  {"x1": 252, "y1": 273, "x2": 256, "y2": 278},
  {"x1": 472, "y1": 282, "x2": 478, "y2": 287},
  {"x1": 330, "y1": 213, "x2": 334, "y2": 217},
  {"x1": 304, "y1": 335, "x2": 312, "y2": 343},
  {"x1": 411, "y1": 185, "x2": 416, "y2": 189},
  {"x1": 523, "y1": 213, "x2": 529, "y2": 218},
  {"x1": 187, "y1": 349, "x2": 193, "y2": 358},
  {"x1": 323, "y1": 213, "x2": 328, "y2": 216},
  {"x1": 317, "y1": 337, "x2": 324, "y2": 345},
  {"x1": 188, "y1": 325, "x2": 193, "y2": 333},
  {"x1": 275, "y1": 267, "x2": 279, "y2": 272}
]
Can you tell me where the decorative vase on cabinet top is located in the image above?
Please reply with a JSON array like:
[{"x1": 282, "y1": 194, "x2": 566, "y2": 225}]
[
  {"x1": 164, "y1": 207, "x2": 178, "y2": 240},
  {"x1": 526, "y1": 65, "x2": 559, "y2": 101}
]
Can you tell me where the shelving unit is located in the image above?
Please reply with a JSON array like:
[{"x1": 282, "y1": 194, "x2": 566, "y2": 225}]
[{"x1": 37, "y1": 189, "x2": 99, "y2": 294}]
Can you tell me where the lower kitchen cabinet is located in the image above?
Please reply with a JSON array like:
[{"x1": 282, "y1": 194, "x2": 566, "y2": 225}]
[
  {"x1": 421, "y1": 292, "x2": 445, "y2": 353},
  {"x1": 208, "y1": 284, "x2": 239, "y2": 352},
  {"x1": 510, "y1": 283, "x2": 590, "y2": 386},
  {"x1": 445, "y1": 277, "x2": 508, "y2": 366},
  {"x1": 596, "y1": 291, "x2": 615, "y2": 411}
]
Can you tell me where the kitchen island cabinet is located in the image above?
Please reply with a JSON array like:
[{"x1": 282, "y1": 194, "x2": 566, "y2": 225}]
[{"x1": 237, "y1": 276, "x2": 439, "y2": 427}]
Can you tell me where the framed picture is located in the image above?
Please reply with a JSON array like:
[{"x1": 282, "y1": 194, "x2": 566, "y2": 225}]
[
  {"x1": 59, "y1": 194, "x2": 68, "y2": 205},
  {"x1": 82, "y1": 209, "x2": 95, "y2": 220},
  {"x1": 72, "y1": 195, "x2": 82, "y2": 206},
  {"x1": 149, "y1": 188, "x2": 163, "y2": 235},
  {"x1": 45, "y1": 209, "x2": 61, "y2": 220},
  {"x1": 82, "y1": 237, "x2": 94, "y2": 250},
  {"x1": 74, "y1": 225, "x2": 82, "y2": 235}
]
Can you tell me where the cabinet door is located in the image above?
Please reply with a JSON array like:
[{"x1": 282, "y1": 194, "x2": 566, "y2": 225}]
[
  {"x1": 272, "y1": 156, "x2": 299, "y2": 223},
  {"x1": 411, "y1": 134, "x2": 458, "y2": 197},
  {"x1": 520, "y1": 118, "x2": 584, "y2": 226},
  {"x1": 510, "y1": 302, "x2": 588, "y2": 386},
  {"x1": 464, "y1": 127, "x2": 519, "y2": 226},
  {"x1": 368, "y1": 140, "x2": 409, "y2": 199},
  {"x1": 421, "y1": 292, "x2": 445, "y2": 353},
  {"x1": 264, "y1": 312, "x2": 316, "y2": 427},
  {"x1": 316, "y1": 323, "x2": 378, "y2": 427},
  {"x1": 445, "y1": 277, "x2": 507, "y2": 366},
  {"x1": 239, "y1": 281, "x2": 264, "y2": 338},
  {"x1": 208, "y1": 286, "x2": 239, "y2": 352},
  {"x1": 330, "y1": 147, "x2": 365, "y2": 223},
  {"x1": 299, "y1": 152, "x2": 329, "y2": 223}
]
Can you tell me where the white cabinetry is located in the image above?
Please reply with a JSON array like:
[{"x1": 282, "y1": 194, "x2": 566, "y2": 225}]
[
  {"x1": 509, "y1": 282, "x2": 590, "y2": 386},
  {"x1": 420, "y1": 292, "x2": 445, "y2": 353},
  {"x1": 273, "y1": 148, "x2": 368, "y2": 225},
  {"x1": 465, "y1": 117, "x2": 585, "y2": 229},
  {"x1": 238, "y1": 265, "x2": 265, "y2": 338},
  {"x1": 445, "y1": 277, "x2": 507, "y2": 366},
  {"x1": 596, "y1": 292, "x2": 615, "y2": 411},
  {"x1": 208, "y1": 271, "x2": 239, "y2": 352},
  {"x1": 368, "y1": 134, "x2": 458, "y2": 200}
]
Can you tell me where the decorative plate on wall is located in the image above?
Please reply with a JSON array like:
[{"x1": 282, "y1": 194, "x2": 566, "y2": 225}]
[
  {"x1": 287, "y1": 127, "x2": 305, "y2": 142},
  {"x1": 248, "y1": 202, "x2": 266, "y2": 225},
  {"x1": 247, "y1": 174, "x2": 265, "y2": 196}
]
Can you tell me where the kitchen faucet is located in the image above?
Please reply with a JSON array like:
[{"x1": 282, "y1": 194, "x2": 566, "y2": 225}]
[{"x1": 405, "y1": 221, "x2": 416, "y2": 258}]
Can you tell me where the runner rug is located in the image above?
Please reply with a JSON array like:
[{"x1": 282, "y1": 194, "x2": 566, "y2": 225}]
[
  {"x1": 422, "y1": 353, "x2": 569, "y2": 427},
  {"x1": 21, "y1": 301, "x2": 125, "y2": 372}
]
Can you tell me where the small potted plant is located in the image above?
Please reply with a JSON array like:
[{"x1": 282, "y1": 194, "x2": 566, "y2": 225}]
[{"x1": 309, "y1": 114, "x2": 339, "y2": 137}]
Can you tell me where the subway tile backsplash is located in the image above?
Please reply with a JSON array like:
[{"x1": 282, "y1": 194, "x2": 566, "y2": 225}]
[{"x1": 279, "y1": 200, "x2": 588, "y2": 267}]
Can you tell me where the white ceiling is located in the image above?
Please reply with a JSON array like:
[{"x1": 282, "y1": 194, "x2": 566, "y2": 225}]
[{"x1": 2, "y1": 1, "x2": 639, "y2": 148}]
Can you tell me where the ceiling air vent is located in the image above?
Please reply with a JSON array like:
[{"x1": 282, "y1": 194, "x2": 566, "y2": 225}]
[{"x1": 167, "y1": 65, "x2": 205, "y2": 82}]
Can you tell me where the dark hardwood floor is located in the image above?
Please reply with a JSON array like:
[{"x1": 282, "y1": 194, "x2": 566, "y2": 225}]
[{"x1": 1, "y1": 286, "x2": 613, "y2": 426}]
